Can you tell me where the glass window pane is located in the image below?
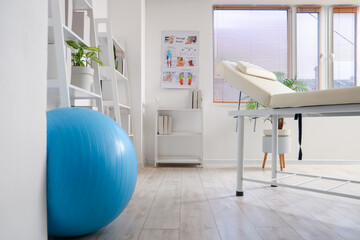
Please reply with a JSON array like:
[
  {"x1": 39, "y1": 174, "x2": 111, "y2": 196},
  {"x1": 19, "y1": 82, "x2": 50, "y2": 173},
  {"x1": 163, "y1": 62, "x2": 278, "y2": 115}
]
[
  {"x1": 213, "y1": 9, "x2": 288, "y2": 103},
  {"x1": 297, "y1": 12, "x2": 319, "y2": 90},
  {"x1": 333, "y1": 12, "x2": 356, "y2": 88}
]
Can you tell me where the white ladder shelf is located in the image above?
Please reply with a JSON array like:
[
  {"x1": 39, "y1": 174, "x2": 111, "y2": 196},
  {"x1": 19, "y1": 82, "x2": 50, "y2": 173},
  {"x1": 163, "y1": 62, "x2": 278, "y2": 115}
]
[
  {"x1": 95, "y1": 18, "x2": 135, "y2": 141},
  {"x1": 47, "y1": 0, "x2": 103, "y2": 111}
]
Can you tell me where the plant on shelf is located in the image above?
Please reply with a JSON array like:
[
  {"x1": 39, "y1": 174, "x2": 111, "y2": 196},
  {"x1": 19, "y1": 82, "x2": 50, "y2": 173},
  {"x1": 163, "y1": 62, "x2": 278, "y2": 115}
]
[
  {"x1": 65, "y1": 40, "x2": 104, "y2": 91},
  {"x1": 243, "y1": 73, "x2": 309, "y2": 129},
  {"x1": 113, "y1": 44, "x2": 119, "y2": 70}
]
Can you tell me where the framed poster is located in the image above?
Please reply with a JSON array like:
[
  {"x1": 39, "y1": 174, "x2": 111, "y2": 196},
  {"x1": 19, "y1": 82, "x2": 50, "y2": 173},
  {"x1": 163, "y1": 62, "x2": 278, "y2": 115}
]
[{"x1": 161, "y1": 31, "x2": 199, "y2": 89}]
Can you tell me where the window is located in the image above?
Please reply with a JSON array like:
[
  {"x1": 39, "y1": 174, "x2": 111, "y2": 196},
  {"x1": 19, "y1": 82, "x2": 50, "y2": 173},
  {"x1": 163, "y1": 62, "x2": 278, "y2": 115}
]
[
  {"x1": 333, "y1": 7, "x2": 357, "y2": 88},
  {"x1": 213, "y1": 5, "x2": 359, "y2": 103},
  {"x1": 296, "y1": 7, "x2": 320, "y2": 90},
  {"x1": 213, "y1": 7, "x2": 289, "y2": 103}
]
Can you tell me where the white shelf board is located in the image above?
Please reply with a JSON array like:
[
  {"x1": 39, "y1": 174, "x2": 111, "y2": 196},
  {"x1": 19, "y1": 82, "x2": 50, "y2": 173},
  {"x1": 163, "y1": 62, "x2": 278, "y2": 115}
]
[
  {"x1": 128, "y1": 134, "x2": 134, "y2": 137},
  {"x1": 103, "y1": 101, "x2": 131, "y2": 109},
  {"x1": 63, "y1": 25, "x2": 89, "y2": 46},
  {"x1": 113, "y1": 37, "x2": 125, "y2": 53},
  {"x1": 158, "y1": 131, "x2": 202, "y2": 137},
  {"x1": 115, "y1": 70, "x2": 128, "y2": 81},
  {"x1": 47, "y1": 84, "x2": 101, "y2": 100},
  {"x1": 100, "y1": 67, "x2": 127, "y2": 81},
  {"x1": 158, "y1": 108, "x2": 202, "y2": 111},
  {"x1": 97, "y1": 34, "x2": 107, "y2": 45},
  {"x1": 69, "y1": 85, "x2": 101, "y2": 99},
  {"x1": 73, "y1": 0, "x2": 93, "y2": 10},
  {"x1": 157, "y1": 156, "x2": 202, "y2": 164}
]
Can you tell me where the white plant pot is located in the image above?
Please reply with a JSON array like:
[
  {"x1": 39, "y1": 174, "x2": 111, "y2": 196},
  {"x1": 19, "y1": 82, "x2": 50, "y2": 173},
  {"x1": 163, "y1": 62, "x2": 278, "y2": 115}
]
[
  {"x1": 262, "y1": 134, "x2": 291, "y2": 154},
  {"x1": 71, "y1": 66, "x2": 94, "y2": 91}
]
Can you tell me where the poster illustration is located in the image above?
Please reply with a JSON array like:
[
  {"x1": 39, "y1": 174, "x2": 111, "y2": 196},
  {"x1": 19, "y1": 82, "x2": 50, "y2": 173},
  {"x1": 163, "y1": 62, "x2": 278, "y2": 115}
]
[{"x1": 161, "y1": 31, "x2": 199, "y2": 89}]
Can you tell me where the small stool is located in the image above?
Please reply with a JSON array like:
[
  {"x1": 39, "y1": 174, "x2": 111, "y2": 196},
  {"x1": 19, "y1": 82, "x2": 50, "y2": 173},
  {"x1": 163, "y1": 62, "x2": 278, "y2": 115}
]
[{"x1": 262, "y1": 129, "x2": 291, "y2": 171}]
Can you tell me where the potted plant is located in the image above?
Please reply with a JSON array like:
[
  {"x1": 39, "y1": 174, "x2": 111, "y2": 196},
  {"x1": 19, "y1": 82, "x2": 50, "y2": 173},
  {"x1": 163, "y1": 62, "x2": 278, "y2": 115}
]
[{"x1": 66, "y1": 40, "x2": 103, "y2": 91}]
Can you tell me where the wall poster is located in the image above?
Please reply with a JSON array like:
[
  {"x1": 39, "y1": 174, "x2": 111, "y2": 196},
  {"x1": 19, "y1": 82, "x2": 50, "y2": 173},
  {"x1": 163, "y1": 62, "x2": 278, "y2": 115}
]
[{"x1": 161, "y1": 31, "x2": 199, "y2": 89}]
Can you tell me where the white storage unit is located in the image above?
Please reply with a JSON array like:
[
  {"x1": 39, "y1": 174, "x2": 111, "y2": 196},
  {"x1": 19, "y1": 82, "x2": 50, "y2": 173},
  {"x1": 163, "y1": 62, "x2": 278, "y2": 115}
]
[
  {"x1": 47, "y1": 0, "x2": 103, "y2": 111},
  {"x1": 155, "y1": 105, "x2": 203, "y2": 167},
  {"x1": 95, "y1": 18, "x2": 134, "y2": 141}
]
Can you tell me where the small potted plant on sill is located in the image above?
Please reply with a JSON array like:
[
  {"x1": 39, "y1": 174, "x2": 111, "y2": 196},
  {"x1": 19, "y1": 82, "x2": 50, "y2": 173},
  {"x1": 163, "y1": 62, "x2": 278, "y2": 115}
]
[{"x1": 66, "y1": 40, "x2": 103, "y2": 91}]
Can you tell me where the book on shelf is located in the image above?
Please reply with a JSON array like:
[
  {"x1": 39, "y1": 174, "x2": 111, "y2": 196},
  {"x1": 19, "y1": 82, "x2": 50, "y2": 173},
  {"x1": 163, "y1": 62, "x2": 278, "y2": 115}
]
[
  {"x1": 168, "y1": 116, "x2": 173, "y2": 135},
  {"x1": 192, "y1": 90, "x2": 198, "y2": 109},
  {"x1": 128, "y1": 114, "x2": 131, "y2": 134},
  {"x1": 163, "y1": 116, "x2": 169, "y2": 135},
  {"x1": 197, "y1": 90, "x2": 202, "y2": 109},
  {"x1": 158, "y1": 116, "x2": 164, "y2": 135},
  {"x1": 190, "y1": 90, "x2": 202, "y2": 109},
  {"x1": 158, "y1": 115, "x2": 173, "y2": 135}
]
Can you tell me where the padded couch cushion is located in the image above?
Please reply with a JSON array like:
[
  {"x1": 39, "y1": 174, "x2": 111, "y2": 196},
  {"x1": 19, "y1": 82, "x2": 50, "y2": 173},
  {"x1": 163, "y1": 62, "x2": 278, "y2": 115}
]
[
  {"x1": 218, "y1": 61, "x2": 360, "y2": 109},
  {"x1": 236, "y1": 61, "x2": 277, "y2": 81},
  {"x1": 270, "y1": 86, "x2": 360, "y2": 108},
  {"x1": 217, "y1": 61, "x2": 294, "y2": 107}
]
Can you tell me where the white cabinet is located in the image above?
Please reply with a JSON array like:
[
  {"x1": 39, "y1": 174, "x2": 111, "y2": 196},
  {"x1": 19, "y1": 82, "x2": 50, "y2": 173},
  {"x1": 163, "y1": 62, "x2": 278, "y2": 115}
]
[{"x1": 155, "y1": 107, "x2": 203, "y2": 167}]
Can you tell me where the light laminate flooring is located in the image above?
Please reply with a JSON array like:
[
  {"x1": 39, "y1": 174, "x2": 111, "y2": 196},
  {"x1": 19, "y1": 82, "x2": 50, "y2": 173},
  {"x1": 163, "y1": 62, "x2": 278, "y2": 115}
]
[{"x1": 52, "y1": 165, "x2": 360, "y2": 240}]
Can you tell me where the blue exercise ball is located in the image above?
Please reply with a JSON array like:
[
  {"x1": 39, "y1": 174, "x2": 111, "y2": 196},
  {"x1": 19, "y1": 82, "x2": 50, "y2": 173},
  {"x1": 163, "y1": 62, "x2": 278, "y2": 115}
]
[{"x1": 47, "y1": 108, "x2": 137, "y2": 237}]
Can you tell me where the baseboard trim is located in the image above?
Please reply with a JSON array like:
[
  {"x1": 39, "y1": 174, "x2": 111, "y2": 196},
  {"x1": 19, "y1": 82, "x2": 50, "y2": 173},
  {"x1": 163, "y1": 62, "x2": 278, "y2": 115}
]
[
  {"x1": 204, "y1": 159, "x2": 360, "y2": 165},
  {"x1": 145, "y1": 158, "x2": 360, "y2": 166}
]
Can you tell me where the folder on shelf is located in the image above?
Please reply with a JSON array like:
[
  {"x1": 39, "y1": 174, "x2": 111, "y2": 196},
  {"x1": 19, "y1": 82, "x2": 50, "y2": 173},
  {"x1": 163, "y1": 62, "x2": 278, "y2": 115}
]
[
  {"x1": 158, "y1": 116, "x2": 164, "y2": 135},
  {"x1": 163, "y1": 116, "x2": 169, "y2": 135}
]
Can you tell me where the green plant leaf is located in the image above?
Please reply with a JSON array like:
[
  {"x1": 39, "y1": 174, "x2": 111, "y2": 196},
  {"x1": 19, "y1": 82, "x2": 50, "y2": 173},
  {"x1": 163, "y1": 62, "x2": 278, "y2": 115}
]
[
  {"x1": 87, "y1": 47, "x2": 102, "y2": 52},
  {"x1": 79, "y1": 61, "x2": 85, "y2": 67},
  {"x1": 66, "y1": 40, "x2": 80, "y2": 49},
  {"x1": 79, "y1": 42, "x2": 88, "y2": 49},
  {"x1": 91, "y1": 57, "x2": 103, "y2": 66},
  {"x1": 78, "y1": 48, "x2": 84, "y2": 59},
  {"x1": 86, "y1": 52, "x2": 95, "y2": 58}
]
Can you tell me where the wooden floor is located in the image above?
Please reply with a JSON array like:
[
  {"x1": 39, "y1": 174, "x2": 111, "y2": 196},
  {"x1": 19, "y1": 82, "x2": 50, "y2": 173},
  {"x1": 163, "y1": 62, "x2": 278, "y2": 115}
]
[{"x1": 53, "y1": 165, "x2": 360, "y2": 240}]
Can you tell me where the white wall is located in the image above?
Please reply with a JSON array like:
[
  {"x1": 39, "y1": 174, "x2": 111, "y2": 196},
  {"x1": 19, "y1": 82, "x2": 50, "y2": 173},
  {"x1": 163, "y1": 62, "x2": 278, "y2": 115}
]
[
  {"x1": 108, "y1": 0, "x2": 145, "y2": 166},
  {"x1": 92, "y1": 0, "x2": 108, "y2": 18},
  {"x1": 144, "y1": 0, "x2": 360, "y2": 164},
  {"x1": 0, "y1": 1, "x2": 48, "y2": 239}
]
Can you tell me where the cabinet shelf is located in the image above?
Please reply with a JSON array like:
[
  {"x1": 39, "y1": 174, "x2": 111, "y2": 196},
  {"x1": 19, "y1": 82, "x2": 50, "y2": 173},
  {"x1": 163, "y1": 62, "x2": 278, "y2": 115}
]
[
  {"x1": 155, "y1": 105, "x2": 203, "y2": 167},
  {"x1": 157, "y1": 156, "x2": 202, "y2": 165},
  {"x1": 157, "y1": 131, "x2": 202, "y2": 137}
]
